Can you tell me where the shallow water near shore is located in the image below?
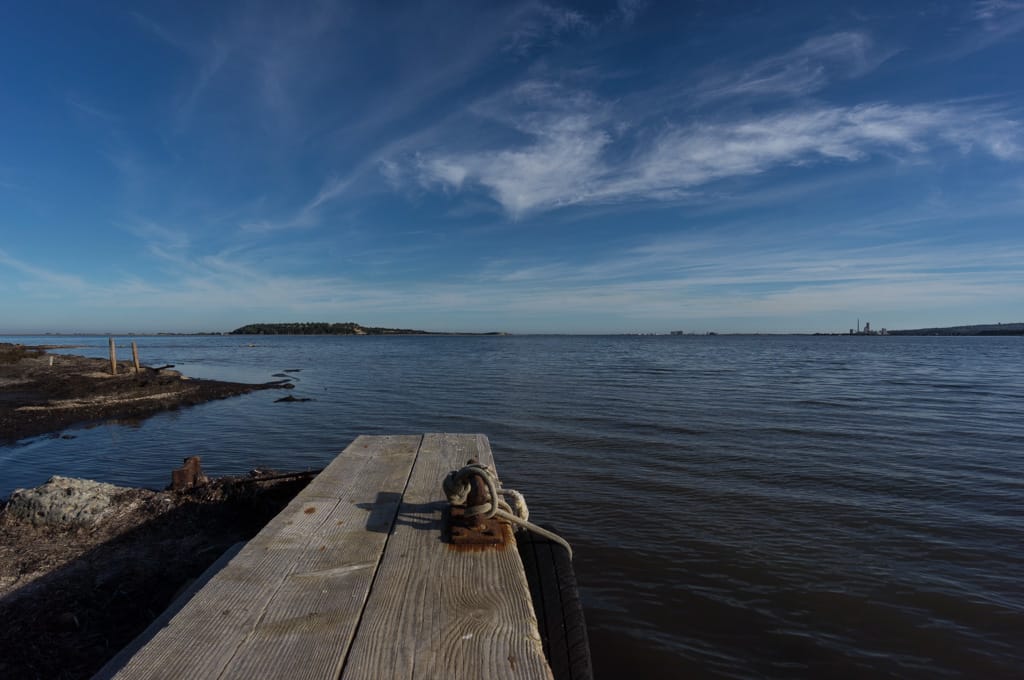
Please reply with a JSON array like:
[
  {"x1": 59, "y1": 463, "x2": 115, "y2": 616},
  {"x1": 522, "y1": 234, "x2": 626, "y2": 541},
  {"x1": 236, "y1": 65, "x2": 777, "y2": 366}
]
[{"x1": 1, "y1": 334, "x2": 1022, "y2": 678}]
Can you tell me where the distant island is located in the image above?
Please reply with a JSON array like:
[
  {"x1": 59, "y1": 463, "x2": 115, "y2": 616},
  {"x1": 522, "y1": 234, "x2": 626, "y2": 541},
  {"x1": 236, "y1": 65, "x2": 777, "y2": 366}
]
[
  {"x1": 886, "y1": 322, "x2": 1024, "y2": 336},
  {"x1": 229, "y1": 322, "x2": 505, "y2": 336}
]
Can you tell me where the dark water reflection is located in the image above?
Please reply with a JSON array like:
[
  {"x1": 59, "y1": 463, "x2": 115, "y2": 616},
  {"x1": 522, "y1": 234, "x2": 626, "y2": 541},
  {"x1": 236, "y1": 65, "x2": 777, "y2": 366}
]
[{"x1": 1, "y1": 334, "x2": 1022, "y2": 678}]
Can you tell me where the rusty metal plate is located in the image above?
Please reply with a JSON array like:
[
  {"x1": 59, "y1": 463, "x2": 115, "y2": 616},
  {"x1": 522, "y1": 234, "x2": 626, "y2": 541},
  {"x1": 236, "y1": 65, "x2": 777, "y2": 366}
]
[{"x1": 444, "y1": 506, "x2": 511, "y2": 548}]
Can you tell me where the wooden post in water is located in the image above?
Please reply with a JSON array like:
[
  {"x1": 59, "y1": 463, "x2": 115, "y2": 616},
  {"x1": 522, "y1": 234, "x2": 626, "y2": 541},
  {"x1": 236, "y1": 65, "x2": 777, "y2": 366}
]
[
  {"x1": 109, "y1": 337, "x2": 117, "y2": 375},
  {"x1": 131, "y1": 341, "x2": 140, "y2": 373}
]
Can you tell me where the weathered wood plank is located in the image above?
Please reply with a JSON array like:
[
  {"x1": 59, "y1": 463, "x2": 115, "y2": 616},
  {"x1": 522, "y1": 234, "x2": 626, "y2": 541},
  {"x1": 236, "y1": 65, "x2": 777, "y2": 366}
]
[
  {"x1": 340, "y1": 433, "x2": 552, "y2": 680},
  {"x1": 218, "y1": 435, "x2": 421, "y2": 679},
  {"x1": 108, "y1": 434, "x2": 421, "y2": 680}
]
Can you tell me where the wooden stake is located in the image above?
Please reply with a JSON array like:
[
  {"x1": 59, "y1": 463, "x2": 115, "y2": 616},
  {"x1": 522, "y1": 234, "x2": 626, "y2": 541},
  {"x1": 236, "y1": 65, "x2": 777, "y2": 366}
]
[
  {"x1": 131, "y1": 341, "x2": 141, "y2": 373},
  {"x1": 109, "y1": 337, "x2": 117, "y2": 375}
]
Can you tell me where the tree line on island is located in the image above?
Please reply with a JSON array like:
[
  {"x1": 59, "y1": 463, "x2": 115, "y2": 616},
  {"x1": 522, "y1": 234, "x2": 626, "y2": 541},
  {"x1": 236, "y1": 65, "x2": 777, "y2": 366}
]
[
  {"x1": 229, "y1": 322, "x2": 507, "y2": 336},
  {"x1": 230, "y1": 322, "x2": 431, "y2": 335}
]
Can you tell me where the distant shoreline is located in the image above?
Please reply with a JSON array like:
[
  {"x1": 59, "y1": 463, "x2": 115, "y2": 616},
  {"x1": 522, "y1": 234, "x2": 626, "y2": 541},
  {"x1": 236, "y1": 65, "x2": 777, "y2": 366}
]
[{"x1": 2, "y1": 321, "x2": 1021, "y2": 337}]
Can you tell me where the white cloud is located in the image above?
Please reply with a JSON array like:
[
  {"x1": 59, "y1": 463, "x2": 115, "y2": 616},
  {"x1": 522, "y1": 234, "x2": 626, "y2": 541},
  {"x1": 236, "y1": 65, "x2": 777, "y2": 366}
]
[
  {"x1": 422, "y1": 124, "x2": 610, "y2": 216},
  {"x1": 415, "y1": 81, "x2": 617, "y2": 216},
  {"x1": 412, "y1": 86, "x2": 1024, "y2": 216},
  {"x1": 420, "y1": 158, "x2": 469, "y2": 189},
  {"x1": 632, "y1": 104, "x2": 1020, "y2": 189}
]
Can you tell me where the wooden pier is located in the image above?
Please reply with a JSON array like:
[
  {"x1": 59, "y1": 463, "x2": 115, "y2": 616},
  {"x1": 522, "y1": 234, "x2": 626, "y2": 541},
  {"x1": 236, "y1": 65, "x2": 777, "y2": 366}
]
[{"x1": 97, "y1": 433, "x2": 555, "y2": 679}]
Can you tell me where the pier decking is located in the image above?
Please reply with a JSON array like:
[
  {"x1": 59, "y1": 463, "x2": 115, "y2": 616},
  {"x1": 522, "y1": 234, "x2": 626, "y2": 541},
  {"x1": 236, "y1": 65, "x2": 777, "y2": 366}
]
[{"x1": 97, "y1": 433, "x2": 553, "y2": 679}]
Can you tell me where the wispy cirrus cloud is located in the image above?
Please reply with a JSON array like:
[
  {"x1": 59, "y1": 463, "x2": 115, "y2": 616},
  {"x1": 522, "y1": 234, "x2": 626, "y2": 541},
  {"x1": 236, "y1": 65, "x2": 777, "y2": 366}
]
[
  {"x1": 118, "y1": 219, "x2": 191, "y2": 262},
  {"x1": 133, "y1": 5, "x2": 340, "y2": 133},
  {"x1": 2, "y1": 217, "x2": 1021, "y2": 332},
  {"x1": 697, "y1": 32, "x2": 894, "y2": 102},
  {"x1": 131, "y1": 11, "x2": 230, "y2": 129},
  {"x1": 124, "y1": 3, "x2": 602, "y2": 233},
  {"x1": 465, "y1": 230, "x2": 1024, "y2": 328},
  {"x1": 504, "y1": 3, "x2": 591, "y2": 55},
  {"x1": 616, "y1": 0, "x2": 647, "y2": 25},
  {"x1": 0, "y1": 248, "x2": 91, "y2": 292},
  {"x1": 940, "y1": 0, "x2": 1024, "y2": 59},
  {"x1": 620, "y1": 103, "x2": 1021, "y2": 188},
  {"x1": 66, "y1": 94, "x2": 120, "y2": 122},
  {"x1": 240, "y1": 175, "x2": 350, "y2": 233},
  {"x1": 973, "y1": 0, "x2": 1024, "y2": 24},
  {"x1": 410, "y1": 81, "x2": 615, "y2": 215},
  {"x1": 972, "y1": 0, "x2": 1024, "y2": 45},
  {"x1": 0, "y1": 241, "x2": 354, "y2": 319},
  {"x1": 410, "y1": 81, "x2": 1023, "y2": 216}
]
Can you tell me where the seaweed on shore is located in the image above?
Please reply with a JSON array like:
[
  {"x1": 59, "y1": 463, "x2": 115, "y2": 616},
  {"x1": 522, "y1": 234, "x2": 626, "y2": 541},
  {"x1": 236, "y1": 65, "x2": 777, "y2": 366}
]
[{"x1": 0, "y1": 344, "x2": 44, "y2": 364}]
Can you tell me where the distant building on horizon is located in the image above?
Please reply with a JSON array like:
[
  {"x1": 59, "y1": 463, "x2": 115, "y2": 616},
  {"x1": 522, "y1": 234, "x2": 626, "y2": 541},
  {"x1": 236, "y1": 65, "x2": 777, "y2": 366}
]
[{"x1": 849, "y1": 319, "x2": 887, "y2": 336}]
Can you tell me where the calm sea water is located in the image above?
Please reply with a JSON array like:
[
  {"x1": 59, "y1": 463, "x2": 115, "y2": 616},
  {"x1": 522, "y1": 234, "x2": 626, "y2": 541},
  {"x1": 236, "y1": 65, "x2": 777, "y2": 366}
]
[{"x1": 1, "y1": 334, "x2": 1022, "y2": 678}]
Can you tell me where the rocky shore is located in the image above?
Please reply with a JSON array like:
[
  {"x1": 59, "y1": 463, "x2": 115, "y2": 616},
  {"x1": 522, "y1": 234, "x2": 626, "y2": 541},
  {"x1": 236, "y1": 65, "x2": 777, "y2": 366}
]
[
  {"x1": 0, "y1": 343, "x2": 293, "y2": 443},
  {"x1": 0, "y1": 470, "x2": 315, "y2": 679}
]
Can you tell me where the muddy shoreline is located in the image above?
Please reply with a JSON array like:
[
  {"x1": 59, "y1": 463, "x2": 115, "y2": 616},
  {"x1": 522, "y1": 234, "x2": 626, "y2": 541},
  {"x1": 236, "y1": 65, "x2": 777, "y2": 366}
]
[{"x1": 0, "y1": 343, "x2": 292, "y2": 443}]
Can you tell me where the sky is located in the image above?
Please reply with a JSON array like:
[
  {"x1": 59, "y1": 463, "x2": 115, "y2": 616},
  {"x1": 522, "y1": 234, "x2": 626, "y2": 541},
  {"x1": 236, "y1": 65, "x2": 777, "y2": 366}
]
[{"x1": 1, "y1": 1, "x2": 1022, "y2": 334}]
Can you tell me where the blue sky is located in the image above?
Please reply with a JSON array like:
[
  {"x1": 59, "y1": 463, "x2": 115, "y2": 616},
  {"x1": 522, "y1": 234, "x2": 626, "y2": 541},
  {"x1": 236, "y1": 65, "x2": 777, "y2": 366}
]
[{"x1": 1, "y1": 1, "x2": 1022, "y2": 334}]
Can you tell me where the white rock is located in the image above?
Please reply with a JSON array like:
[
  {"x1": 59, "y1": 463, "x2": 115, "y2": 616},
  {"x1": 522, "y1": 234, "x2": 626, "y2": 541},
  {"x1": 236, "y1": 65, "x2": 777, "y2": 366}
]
[{"x1": 5, "y1": 476, "x2": 131, "y2": 527}]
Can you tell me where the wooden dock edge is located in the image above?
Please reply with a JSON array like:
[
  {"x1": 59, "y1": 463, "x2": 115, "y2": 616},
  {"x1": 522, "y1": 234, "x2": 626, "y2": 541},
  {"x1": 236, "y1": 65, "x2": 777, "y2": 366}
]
[
  {"x1": 92, "y1": 541, "x2": 247, "y2": 680},
  {"x1": 94, "y1": 435, "x2": 582, "y2": 679}
]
